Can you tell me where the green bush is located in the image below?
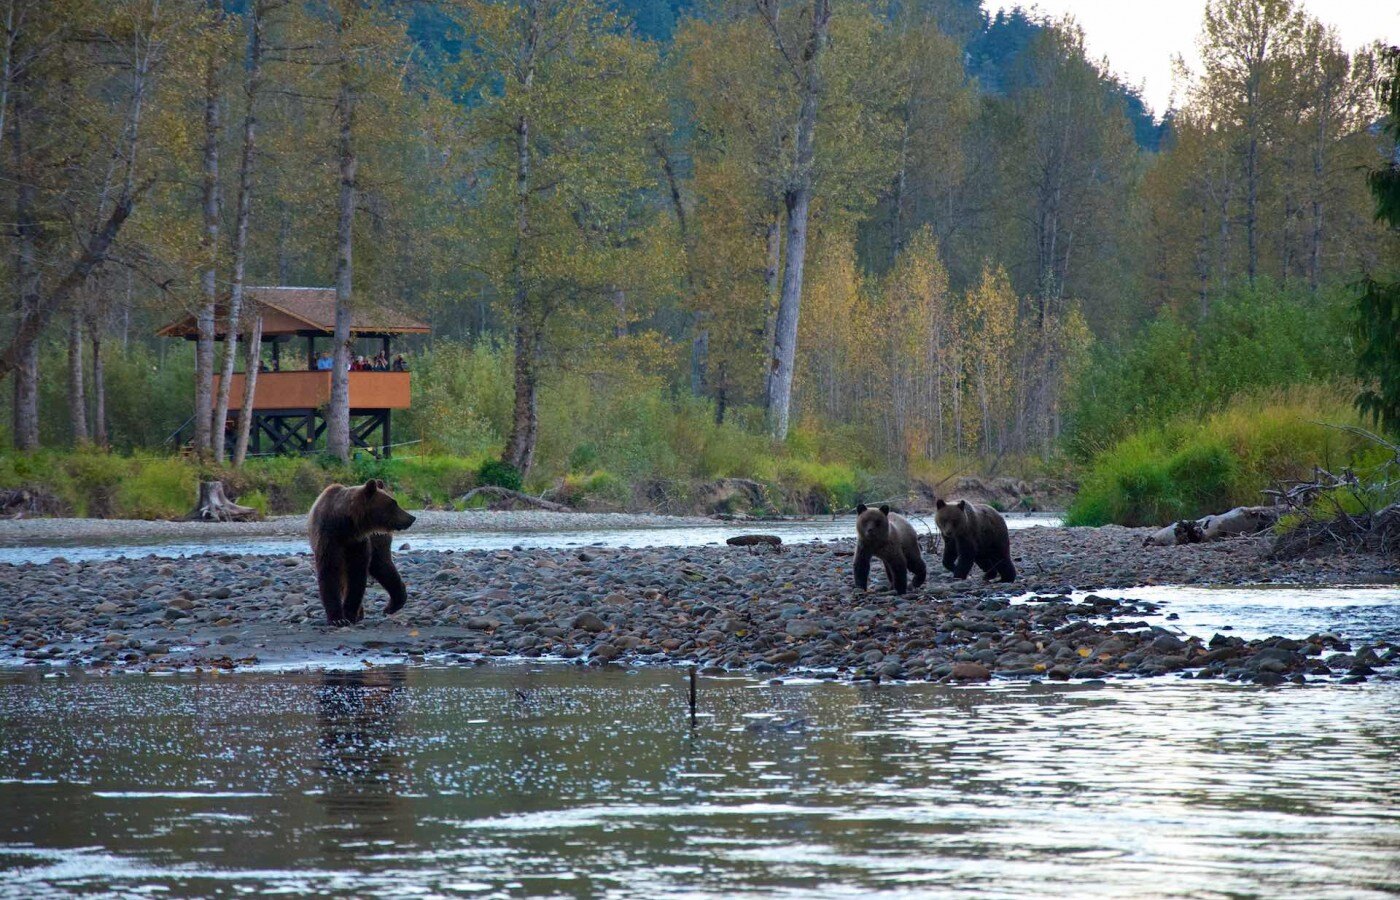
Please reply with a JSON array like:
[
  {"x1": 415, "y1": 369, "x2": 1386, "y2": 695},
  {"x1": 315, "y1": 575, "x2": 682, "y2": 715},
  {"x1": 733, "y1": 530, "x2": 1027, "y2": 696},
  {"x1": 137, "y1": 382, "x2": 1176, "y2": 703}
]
[
  {"x1": 477, "y1": 459, "x2": 522, "y2": 491},
  {"x1": 1067, "y1": 388, "x2": 1374, "y2": 526},
  {"x1": 1064, "y1": 283, "x2": 1353, "y2": 460}
]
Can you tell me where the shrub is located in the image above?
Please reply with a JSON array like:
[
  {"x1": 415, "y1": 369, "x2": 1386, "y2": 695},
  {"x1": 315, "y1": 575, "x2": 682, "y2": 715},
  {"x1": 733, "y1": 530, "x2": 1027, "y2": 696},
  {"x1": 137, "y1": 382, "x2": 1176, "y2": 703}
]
[
  {"x1": 114, "y1": 458, "x2": 197, "y2": 519},
  {"x1": 477, "y1": 459, "x2": 522, "y2": 491},
  {"x1": 1067, "y1": 388, "x2": 1374, "y2": 526},
  {"x1": 1064, "y1": 283, "x2": 1353, "y2": 460}
]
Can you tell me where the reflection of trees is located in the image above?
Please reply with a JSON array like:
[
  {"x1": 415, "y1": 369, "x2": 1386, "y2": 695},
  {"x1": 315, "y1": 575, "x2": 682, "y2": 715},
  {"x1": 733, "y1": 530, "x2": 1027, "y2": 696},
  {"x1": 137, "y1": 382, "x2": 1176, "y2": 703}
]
[{"x1": 315, "y1": 666, "x2": 412, "y2": 851}]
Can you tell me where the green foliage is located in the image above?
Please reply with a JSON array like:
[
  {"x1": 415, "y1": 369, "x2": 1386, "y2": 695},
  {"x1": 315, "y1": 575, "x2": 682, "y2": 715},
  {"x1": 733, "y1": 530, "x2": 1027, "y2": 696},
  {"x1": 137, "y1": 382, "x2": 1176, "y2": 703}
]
[
  {"x1": 1355, "y1": 278, "x2": 1400, "y2": 436},
  {"x1": 115, "y1": 459, "x2": 198, "y2": 520},
  {"x1": 1067, "y1": 388, "x2": 1376, "y2": 526},
  {"x1": 1064, "y1": 284, "x2": 1353, "y2": 460},
  {"x1": 396, "y1": 340, "x2": 512, "y2": 457},
  {"x1": 1354, "y1": 47, "x2": 1400, "y2": 436},
  {"x1": 476, "y1": 459, "x2": 522, "y2": 492},
  {"x1": 556, "y1": 469, "x2": 632, "y2": 508}
]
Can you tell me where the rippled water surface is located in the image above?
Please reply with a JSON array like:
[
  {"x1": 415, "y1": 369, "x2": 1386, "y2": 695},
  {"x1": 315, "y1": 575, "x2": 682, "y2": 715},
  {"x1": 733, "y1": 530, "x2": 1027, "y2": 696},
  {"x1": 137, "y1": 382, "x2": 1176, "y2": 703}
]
[
  {"x1": 1, "y1": 665, "x2": 1396, "y2": 899},
  {"x1": 0, "y1": 514, "x2": 1061, "y2": 565}
]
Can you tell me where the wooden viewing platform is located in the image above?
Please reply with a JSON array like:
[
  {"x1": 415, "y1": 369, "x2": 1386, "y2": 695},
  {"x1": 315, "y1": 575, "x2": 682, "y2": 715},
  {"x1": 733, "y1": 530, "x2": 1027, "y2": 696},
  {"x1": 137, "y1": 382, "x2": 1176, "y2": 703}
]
[{"x1": 159, "y1": 286, "x2": 429, "y2": 457}]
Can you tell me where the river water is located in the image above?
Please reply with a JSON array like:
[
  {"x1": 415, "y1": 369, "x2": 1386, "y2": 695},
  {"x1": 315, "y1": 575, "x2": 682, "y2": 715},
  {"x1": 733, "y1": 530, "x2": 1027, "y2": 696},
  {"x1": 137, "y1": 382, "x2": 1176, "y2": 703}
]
[
  {"x1": 0, "y1": 665, "x2": 1396, "y2": 899},
  {"x1": 0, "y1": 514, "x2": 1061, "y2": 565}
]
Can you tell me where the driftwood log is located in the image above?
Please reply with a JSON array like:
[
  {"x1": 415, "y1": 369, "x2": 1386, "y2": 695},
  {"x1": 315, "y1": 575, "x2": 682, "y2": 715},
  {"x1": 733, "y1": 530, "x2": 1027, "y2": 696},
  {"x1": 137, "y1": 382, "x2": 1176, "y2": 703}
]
[
  {"x1": 1144, "y1": 506, "x2": 1279, "y2": 547},
  {"x1": 460, "y1": 486, "x2": 573, "y2": 512},
  {"x1": 725, "y1": 534, "x2": 782, "y2": 547},
  {"x1": 187, "y1": 481, "x2": 259, "y2": 522}
]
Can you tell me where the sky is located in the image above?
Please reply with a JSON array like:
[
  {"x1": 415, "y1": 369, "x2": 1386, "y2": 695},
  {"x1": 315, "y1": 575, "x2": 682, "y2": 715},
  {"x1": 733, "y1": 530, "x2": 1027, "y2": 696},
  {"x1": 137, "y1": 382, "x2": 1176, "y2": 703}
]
[{"x1": 988, "y1": 1, "x2": 1400, "y2": 117}]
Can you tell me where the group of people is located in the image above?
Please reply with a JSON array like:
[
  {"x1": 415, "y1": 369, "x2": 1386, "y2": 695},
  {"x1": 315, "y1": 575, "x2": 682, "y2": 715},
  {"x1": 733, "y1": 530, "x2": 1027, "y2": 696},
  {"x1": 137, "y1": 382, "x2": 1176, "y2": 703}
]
[
  {"x1": 352, "y1": 352, "x2": 408, "y2": 372},
  {"x1": 311, "y1": 351, "x2": 408, "y2": 372}
]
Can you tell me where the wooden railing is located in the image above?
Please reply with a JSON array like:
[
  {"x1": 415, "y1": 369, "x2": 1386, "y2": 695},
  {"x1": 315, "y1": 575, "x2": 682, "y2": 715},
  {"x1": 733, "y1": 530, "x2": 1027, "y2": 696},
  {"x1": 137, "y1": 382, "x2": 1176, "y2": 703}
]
[{"x1": 214, "y1": 370, "x2": 411, "y2": 412}]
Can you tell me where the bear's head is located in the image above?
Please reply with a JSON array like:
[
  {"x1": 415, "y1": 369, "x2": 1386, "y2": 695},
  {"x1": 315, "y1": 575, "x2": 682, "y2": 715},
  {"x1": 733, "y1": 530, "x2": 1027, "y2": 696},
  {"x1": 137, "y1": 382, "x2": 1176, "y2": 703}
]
[
  {"x1": 855, "y1": 503, "x2": 892, "y2": 545},
  {"x1": 358, "y1": 479, "x2": 416, "y2": 532},
  {"x1": 934, "y1": 498, "x2": 969, "y2": 535}
]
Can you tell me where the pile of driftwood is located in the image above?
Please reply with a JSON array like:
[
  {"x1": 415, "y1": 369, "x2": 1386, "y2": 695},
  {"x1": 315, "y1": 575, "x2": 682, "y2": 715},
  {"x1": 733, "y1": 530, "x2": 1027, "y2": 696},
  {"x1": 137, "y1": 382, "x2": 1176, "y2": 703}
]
[
  {"x1": 0, "y1": 488, "x2": 68, "y2": 519},
  {"x1": 1267, "y1": 464, "x2": 1400, "y2": 558},
  {"x1": 1144, "y1": 505, "x2": 1282, "y2": 546}
]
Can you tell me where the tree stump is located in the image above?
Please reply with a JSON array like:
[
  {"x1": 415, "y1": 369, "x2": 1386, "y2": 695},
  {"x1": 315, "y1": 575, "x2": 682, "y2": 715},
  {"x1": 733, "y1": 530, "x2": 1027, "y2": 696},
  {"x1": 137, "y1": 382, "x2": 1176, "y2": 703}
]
[{"x1": 187, "y1": 481, "x2": 259, "y2": 522}]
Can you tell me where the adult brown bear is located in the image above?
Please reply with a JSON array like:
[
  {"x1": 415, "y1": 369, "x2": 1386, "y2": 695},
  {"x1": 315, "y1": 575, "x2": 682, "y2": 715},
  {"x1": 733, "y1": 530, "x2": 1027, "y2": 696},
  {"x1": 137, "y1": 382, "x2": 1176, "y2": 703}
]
[
  {"x1": 308, "y1": 479, "x2": 416, "y2": 625},
  {"x1": 934, "y1": 498, "x2": 1016, "y2": 582},
  {"x1": 854, "y1": 504, "x2": 927, "y2": 595}
]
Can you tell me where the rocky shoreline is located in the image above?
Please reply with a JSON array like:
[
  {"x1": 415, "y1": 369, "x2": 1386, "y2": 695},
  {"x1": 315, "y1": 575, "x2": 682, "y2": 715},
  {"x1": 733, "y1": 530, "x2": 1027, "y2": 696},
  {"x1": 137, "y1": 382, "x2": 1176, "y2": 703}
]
[{"x1": 1, "y1": 525, "x2": 1396, "y2": 685}]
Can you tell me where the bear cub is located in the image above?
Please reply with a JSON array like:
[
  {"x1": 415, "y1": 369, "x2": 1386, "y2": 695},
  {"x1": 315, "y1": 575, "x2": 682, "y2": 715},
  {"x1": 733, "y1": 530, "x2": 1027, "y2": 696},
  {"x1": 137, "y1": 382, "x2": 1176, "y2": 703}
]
[
  {"x1": 854, "y1": 504, "x2": 927, "y2": 595},
  {"x1": 308, "y1": 478, "x2": 416, "y2": 625},
  {"x1": 934, "y1": 498, "x2": 1016, "y2": 582}
]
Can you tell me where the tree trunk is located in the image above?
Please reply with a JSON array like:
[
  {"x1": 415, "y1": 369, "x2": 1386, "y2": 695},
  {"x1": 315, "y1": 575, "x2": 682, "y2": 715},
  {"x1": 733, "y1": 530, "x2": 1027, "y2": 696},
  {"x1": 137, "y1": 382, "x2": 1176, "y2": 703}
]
[
  {"x1": 233, "y1": 314, "x2": 262, "y2": 466},
  {"x1": 10, "y1": 70, "x2": 38, "y2": 450},
  {"x1": 68, "y1": 307, "x2": 88, "y2": 445},
  {"x1": 90, "y1": 316, "x2": 106, "y2": 448},
  {"x1": 194, "y1": 19, "x2": 221, "y2": 457},
  {"x1": 503, "y1": 2, "x2": 541, "y2": 476},
  {"x1": 760, "y1": 212, "x2": 781, "y2": 401},
  {"x1": 504, "y1": 324, "x2": 539, "y2": 475},
  {"x1": 1308, "y1": 90, "x2": 1328, "y2": 292},
  {"x1": 690, "y1": 325, "x2": 708, "y2": 398},
  {"x1": 327, "y1": 15, "x2": 356, "y2": 462},
  {"x1": 228, "y1": 2, "x2": 264, "y2": 468},
  {"x1": 763, "y1": 0, "x2": 829, "y2": 441},
  {"x1": 1245, "y1": 128, "x2": 1258, "y2": 284}
]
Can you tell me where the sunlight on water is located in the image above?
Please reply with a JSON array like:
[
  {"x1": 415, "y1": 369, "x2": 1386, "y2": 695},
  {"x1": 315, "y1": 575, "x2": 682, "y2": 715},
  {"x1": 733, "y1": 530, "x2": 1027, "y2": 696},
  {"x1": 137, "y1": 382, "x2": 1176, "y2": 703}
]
[{"x1": 0, "y1": 665, "x2": 1395, "y2": 899}]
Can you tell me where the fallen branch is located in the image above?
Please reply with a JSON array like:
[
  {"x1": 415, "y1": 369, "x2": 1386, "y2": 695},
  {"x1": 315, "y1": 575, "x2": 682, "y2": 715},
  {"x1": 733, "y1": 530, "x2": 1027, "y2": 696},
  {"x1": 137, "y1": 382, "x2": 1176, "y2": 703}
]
[{"x1": 461, "y1": 486, "x2": 573, "y2": 512}]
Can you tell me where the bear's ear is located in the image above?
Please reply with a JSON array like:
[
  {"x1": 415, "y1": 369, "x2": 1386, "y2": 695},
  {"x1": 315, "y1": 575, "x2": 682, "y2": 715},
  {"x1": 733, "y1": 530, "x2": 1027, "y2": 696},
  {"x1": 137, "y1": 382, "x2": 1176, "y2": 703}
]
[
  {"x1": 374, "y1": 479, "x2": 387, "y2": 490},
  {"x1": 363, "y1": 478, "x2": 378, "y2": 495},
  {"x1": 958, "y1": 499, "x2": 968, "y2": 510},
  {"x1": 879, "y1": 504, "x2": 890, "y2": 515},
  {"x1": 935, "y1": 498, "x2": 946, "y2": 509},
  {"x1": 856, "y1": 504, "x2": 867, "y2": 513}
]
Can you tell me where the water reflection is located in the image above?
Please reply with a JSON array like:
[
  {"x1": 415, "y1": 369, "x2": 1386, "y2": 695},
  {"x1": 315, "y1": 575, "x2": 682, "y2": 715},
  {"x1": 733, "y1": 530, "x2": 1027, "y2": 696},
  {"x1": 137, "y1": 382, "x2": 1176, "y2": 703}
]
[
  {"x1": 315, "y1": 667, "x2": 412, "y2": 851},
  {"x1": 0, "y1": 666, "x2": 1395, "y2": 899}
]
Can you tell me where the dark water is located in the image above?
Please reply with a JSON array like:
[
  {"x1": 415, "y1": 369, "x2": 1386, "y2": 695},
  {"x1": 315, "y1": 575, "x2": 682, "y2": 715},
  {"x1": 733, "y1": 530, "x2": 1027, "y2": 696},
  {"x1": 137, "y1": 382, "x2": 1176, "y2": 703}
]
[
  {"x1": 1, "y1": 665, "x2": 1396, "y2": 899},
  {"x1": 0, "y1": 514, "x2": 1062, "y2": 565}
]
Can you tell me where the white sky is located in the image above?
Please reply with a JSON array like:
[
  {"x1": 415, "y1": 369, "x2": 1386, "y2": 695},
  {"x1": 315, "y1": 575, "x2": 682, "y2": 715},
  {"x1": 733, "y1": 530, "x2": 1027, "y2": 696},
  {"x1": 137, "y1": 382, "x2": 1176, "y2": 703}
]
[{"x1": 987, "y1": 1, "x2": 1400, "y2": 117}]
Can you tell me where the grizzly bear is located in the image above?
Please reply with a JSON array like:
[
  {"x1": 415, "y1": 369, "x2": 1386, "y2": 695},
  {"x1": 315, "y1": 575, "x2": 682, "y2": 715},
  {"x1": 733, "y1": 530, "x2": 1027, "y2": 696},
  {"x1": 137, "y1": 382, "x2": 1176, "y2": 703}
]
[
  {"x1": 934, "y1": 498, "x2": 1015, "y2": 582},
  {"x1": 854, "y1": 504, "x2": 927, "y2": 595},
  {"x1": 308, "y1": 479, "x2": 416, "y2": 625}
]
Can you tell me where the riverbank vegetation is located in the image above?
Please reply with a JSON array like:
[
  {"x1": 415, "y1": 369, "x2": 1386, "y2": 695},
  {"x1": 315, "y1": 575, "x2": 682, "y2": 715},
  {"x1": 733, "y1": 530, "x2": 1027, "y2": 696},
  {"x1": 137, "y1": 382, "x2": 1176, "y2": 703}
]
[{"x1": 0, "y1": 0, "x2": 1394, "y2": 525}]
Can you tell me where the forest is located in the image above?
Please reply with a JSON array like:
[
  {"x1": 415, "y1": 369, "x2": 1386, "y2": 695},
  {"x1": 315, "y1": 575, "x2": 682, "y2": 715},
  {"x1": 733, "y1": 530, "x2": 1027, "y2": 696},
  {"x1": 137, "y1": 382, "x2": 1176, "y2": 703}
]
[{"x1": 0, "y1": 0, "x2": 1396, "y2": 521}]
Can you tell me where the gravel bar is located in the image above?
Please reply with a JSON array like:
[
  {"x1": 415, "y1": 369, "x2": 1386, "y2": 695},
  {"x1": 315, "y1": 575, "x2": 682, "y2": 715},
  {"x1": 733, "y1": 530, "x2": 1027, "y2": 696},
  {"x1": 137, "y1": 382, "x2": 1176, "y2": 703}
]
[{"x1": 2, "y1": 525, "x2": 1396, "y2": 685}]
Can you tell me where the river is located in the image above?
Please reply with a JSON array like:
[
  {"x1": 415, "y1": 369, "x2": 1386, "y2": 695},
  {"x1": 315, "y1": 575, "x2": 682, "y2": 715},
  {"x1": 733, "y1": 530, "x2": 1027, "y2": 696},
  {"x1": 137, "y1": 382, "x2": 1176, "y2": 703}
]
[
  {"x1": 0, "y1": 664, "x2": 1395, "y2": 899},
  {"x1": 0, "y1": 513, "x2": 1062, "y2": 565}
]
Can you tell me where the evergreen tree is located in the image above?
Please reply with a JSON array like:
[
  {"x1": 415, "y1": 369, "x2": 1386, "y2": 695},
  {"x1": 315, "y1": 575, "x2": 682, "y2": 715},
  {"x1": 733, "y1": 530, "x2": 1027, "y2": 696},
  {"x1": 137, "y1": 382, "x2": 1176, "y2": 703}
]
[{"x1": 1356, "y1": 45, "x2": 1400, "y2": 436}]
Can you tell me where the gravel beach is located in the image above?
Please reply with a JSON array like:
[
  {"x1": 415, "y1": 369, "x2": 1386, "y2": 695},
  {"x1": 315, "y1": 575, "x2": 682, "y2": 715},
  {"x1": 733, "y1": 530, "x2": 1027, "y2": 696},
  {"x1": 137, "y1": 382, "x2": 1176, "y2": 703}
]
[{"x1": 1, "y1": 524, "x2": 1396, "y2": 683}]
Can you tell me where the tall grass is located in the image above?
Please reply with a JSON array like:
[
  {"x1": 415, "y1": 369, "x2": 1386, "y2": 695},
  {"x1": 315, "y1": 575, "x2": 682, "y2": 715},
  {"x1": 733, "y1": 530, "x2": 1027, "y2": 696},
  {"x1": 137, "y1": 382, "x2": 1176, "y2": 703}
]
[{"x1": 1066, "y1": 387, "x2": 1384, "y2": 526}]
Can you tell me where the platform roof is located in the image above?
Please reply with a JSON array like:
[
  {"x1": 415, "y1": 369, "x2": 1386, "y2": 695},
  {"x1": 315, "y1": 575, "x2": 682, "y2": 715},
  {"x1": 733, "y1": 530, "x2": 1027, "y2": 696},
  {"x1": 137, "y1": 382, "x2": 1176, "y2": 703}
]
[{"x1": 157, "y1": 286, "x2": 430, "y2": 339}]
